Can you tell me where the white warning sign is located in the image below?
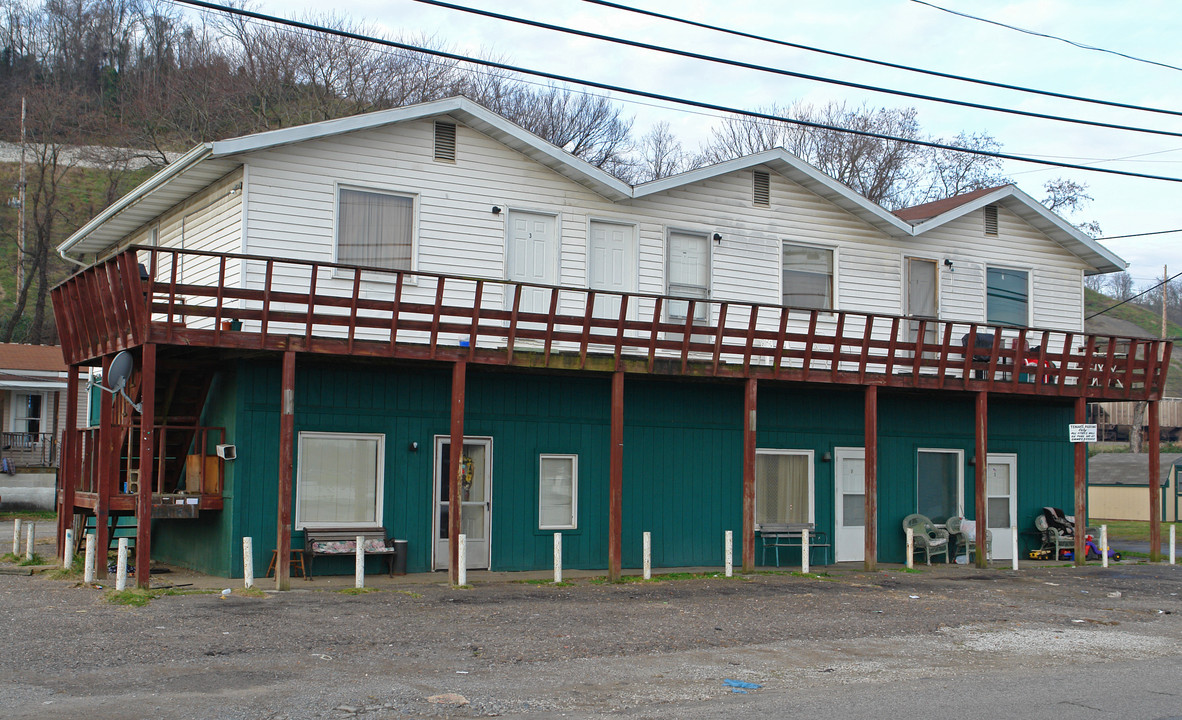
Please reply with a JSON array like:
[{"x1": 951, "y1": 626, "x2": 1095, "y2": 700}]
[{"x1": 1068, "y1": 424, "x2": 1097, "y2": 443}]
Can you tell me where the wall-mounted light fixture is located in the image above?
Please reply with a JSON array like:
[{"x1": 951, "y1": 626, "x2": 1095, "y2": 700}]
[
  {"x1": 944, "y1": 258, "x2": 955, "y2": 272},
  {"x1": 409, "y1": 441, "x2": 419, "y2": 452},
  {"x1": 491, "y1": 206, "x2": 502, "y2": 214},
  {"x1": 821, "y1": 451, "x2": 832, "y2": 463},
  {"x1": 713, "y1": 233, "x2": 723, "y2": 243}
]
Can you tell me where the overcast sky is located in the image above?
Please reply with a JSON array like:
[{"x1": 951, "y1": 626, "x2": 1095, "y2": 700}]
[{"x1": 248, "y1": 0, "x2": 1182, "y2": 290}]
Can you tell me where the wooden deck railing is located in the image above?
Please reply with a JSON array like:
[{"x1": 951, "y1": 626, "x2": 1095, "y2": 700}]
[
  {"x1": 74, "y1": 424, "x2": 225, "y2": 498},
  {"x1": 51, "y1": 246, "x2": 1172, "y2": 401}
]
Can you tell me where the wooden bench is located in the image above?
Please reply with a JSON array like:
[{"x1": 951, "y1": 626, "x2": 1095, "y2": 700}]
[
  {"x1": 303, "y1": 527, "x2": 398, "y2": 579},
  {"x1": 759, "y1": 523, "x2": 831, "y2": 567}
]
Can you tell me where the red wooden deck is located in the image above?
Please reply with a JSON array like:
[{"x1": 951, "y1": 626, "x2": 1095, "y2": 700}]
[{"x1": 52, "y1": 246, "x2": 1171, "y2": 401}]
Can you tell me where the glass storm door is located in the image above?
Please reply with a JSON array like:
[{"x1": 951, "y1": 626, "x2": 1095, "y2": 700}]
[
  {"x1": 433, "y1": 437, "x2": 492, "y2": 570},
  {"x1": 986, "y1": 453, "x2": 1017, "y2": 560},
  {"x1": 834, "y1": 448, "x2": 866, "y2": 562}
]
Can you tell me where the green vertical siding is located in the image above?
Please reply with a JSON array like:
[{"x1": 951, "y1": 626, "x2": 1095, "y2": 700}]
[{"x1": 147, "y1": 355, "x2": 1082, "y2": 576}]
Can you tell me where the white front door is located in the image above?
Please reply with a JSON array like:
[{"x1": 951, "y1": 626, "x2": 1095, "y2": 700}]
[
  {"x1": 433, "y1": 437, "x2": 492, "y2": 570},
  {"x1": 588, "y1": 221, "x2": 634, "y2": 319},
  {"x1": 834, "y1": 447, "x2": 866, "y2": 562},
  {"x1": 507, "y1": 211, "x2": 558, "y2": 314},
  {"x1": 985, "y1": 453, "x2": 1018, "y2": 560}
]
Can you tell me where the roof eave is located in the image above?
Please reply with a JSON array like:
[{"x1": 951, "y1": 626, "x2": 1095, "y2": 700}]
[{"x1": 57, "y1": 144, "x2": 213, "y2": 261}]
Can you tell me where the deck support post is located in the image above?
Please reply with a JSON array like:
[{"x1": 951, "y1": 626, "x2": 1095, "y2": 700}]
[
  {"x1": 974, "y1": 391, "x2": 988, "y2": 568},
  {"x1": 608, "y1": 370, "x2": 624, "y2": 581},
  {"x1": 135, "y1": 344, "x2": 156, "y2": 589},
  {"x1": 864, "y1": 385, "x2": 878, "y2": 571},
  {"x1": 95, "y1": 355, "x2": 113, "y2": 579},
  {"x1": 276, "y1": 350, "x2": 296, "y2": 591},
  {"x1": 1073, "y1": 397, "x2": 1086, "y2": 566},
  {"x1": 742, "y1": 378, "x2": 757, "y2": 572},
  {"x1": 1149, "y1": 400, "x2": 1161, "y2": 562},
  {"x1": 56, "y1": 367, "x2": 80, "y2": 560},
  {"x1": 448, "y1": 360, "x2": 467, "y2": 586}
]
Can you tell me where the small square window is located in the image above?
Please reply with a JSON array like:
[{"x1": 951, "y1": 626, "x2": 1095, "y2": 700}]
[
  {"x1": 337, "y1": 187, "x2": 413, "y2": 271},
  {"x1": 539, "y1": 454, "x2": 577, "y2": 530},
  {"x1": 782, "y1": 243, "x2": 833, "y2": 310}
]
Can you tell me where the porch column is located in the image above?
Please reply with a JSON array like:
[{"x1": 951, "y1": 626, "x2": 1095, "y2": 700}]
[
  {"x1": 864, "y1": 385, "x2": 878, "y2": 571},
  {"x1": 1149, "y1": 400, "x2": 1161, "y2": 562},
  {"x1": 95, "y1": 355, "x2": 113, "y2": 579},
  {"x1": 608, "y1": 370, "x2": 624, "y2": 581},
  {"x1": 1073, "y1": 396, "x2": 1086, "y2": 566},
  {"x1": 742, "y1": 378, "x2": 757, "y2": 572},
  {"x1": 974, "y1": 391, "x2": 988, "y2": 568},
  {"x1": 56, "y1": 367, "x2": 80, "y2": 561},
  {"x1": 448, "y1": 360, "x2": 467, "y2": 586},
  {"x1": 275, "y1": 350, "x2": 296, "y2": 591},
  {"x1": 135, "y1": 344, "x2": 156, "y2": 589}
]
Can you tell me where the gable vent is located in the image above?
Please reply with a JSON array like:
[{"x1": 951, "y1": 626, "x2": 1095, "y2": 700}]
[
  {"x1": 753, "y1": 170, "x2": 770, "y2": 207},
  {"x1": 983, "y1": 204, "x2": 999, "y2": 236},
  {"x1": 434, "y1": 121, "x2": 457, "y2": 162}
]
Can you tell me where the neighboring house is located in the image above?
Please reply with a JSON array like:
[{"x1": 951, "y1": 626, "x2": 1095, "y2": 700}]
[
  {"x1": 50, "y1": 97, "x2": 1171, "y2": 582},
  {"x1": 0, "y1": 344, "x2": 72, "y2": 510},
  {"x1": 1089, "y1": 453, "x2": 1182, "y2": 522}
]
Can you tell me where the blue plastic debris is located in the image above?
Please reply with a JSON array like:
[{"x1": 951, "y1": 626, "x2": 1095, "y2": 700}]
[
  {"x1": 723, "y1": 679, "x2": 761, "y2": 690},
  {"x1": 731, "y1": 689, "x2": 748, "y2": 694}
]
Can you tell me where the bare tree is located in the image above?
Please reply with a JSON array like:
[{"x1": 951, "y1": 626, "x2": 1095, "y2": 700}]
[
  {"x1": 697, "y1": 101, "x2": 1006, "y2": 209},
  {"x1": 1084, "y1": 273, "x2": 1109, "y2": 293},
  {"x1": 1109, "y1": 271, "x2": 1134, "y2": 301},
  {"x1": 634, "y1": 121, "x2": 692, "y2": 183}
]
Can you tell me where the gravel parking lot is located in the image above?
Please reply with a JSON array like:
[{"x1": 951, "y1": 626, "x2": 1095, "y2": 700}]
[{"x1": 2, "y1": 553, "x2": 1181, "y2": 720}]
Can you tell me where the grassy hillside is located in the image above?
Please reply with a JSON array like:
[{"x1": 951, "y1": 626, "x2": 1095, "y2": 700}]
[{"x1": 1085, "y1": 288, "x2": 1182, "y2": 398}]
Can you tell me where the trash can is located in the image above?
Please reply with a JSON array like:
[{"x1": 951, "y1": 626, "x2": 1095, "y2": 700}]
[{"x1": 392, "y1": 539, "x2": 408, "y2": 575}]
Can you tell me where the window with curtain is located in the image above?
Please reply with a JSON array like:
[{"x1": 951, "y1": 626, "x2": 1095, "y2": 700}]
[
  {"x1": 917, "y1": 449, "x2": 961, "y2": 524},
  {"x1": 666, "y1": 231, "x2": 709, "y2": 321},
  {"x1": 539, "y1": 454, "x2": 578, "y2": 529},
  {"x1": 986, "y1": 267, "x2": 1029, "y2": 327},
  {"x1": 296, "y1": 432, "x2": 384, "y2": 529},
  {"x1": 755, "y1": 451, "x2": 812, "y2": 527},
  {"x1": 10, "y1": 392, "x2": 45, "y2": 435},
  {"x1": 337, "y1": 187, "x2": 414, "y2": 271},
  {"x1": 783, "y1": 243, "x2": 833, "y2": 309}
]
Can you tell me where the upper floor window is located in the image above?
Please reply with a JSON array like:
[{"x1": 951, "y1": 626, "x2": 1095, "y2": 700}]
[
  {"x1": 337, "y1": 187, "x2": 414, "y2": 271},
  {"x1": 667, "y1": 230, "x2": 709, "y2": 321},
  {"x1": 986, "y1": 267, "x2": 1029, "y2": 327},
  {"x1": 782, "y1": 243, "x2": 833, "y2": 310}
]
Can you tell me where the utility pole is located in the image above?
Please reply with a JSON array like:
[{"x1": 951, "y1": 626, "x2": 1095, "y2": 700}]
[{"x1": 17, "y1": 96, "x2": 26, "y2": 293}]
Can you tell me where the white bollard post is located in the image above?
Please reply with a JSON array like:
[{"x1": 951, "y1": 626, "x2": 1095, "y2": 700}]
[
  {"x1": 83, "y1": 534, "x2": 96, "y2": 584},
  {"x1": 1101, "y1": 525, "x2": 1109, "y2": 568},
  {"x1": 1171, "y1": 525, "x2": 1176, "y2": 565},
  {"x1": 457, "y1": 534, "x2": 467, "y2": 587},
  {"x1": 1011, "y1": 526, "x2": 1019, "y2": 571},
  {"x1": 243, "y1": 537, "x2": 254, "y2": 589},
  {"x1": 355, "y1": 534, "x2": 365, "y2": 589},
  {"x1": 63, "y1": 528, "x2": 74, "y2": 569},
  {"x1": 25, "y1": 522, "x2": 34, "y2": 561},
  {"x1": 553, "y1": 533, "x2": 562, "y2": 584},
  {"x1": 11, "y1": 519, "x2": 20, "y2": 555},
  {"x1": 643, "y1": 531, "x2": 651, "y2": 580},
  {"x1": 115, "y1": 538, "x2": 129, "y2": 591},
  {"x1": 905, "y1": 526, "x2": 914, "y2": 570},
  {"x1": 801, "y1": 530, "x2": 810, "y2": 574},
  {"x1": 724, "y1": 530, "x2": 733, "y2": 578}
]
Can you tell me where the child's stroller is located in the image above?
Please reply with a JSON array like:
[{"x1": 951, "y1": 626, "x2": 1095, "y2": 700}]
[{"x1": 1033, "y1": 507, "x2": 1076, "y2": 560}]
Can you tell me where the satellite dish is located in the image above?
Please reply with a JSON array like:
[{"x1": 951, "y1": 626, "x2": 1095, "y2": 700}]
[
  {"x1": 108, "y1": 351, "x2": 134, "y2": 393},
  {"x1": 91, "y1": 350, "x2": 142, "y2": 413}
]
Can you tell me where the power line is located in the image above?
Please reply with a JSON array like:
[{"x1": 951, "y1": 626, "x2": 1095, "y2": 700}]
[
  {"x1": 1098, "y1": 229, "x2": 1182, "y2": 241},
  {"x1": 911, "y1": 0, "x2": 1182, "y2": 74},
  {"x1": 1086, "y1": 270, "x2": 1182, "y2": 320},
  {"x1": 414, "y1": 0, "x2": 1182, "y2": 141},
  {"x1": 168, "y1": 0, "x2": 1182, "y2": 184},
  {"x1": 582, "y1": 0, "x2": 1182, "y2": 119}
]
